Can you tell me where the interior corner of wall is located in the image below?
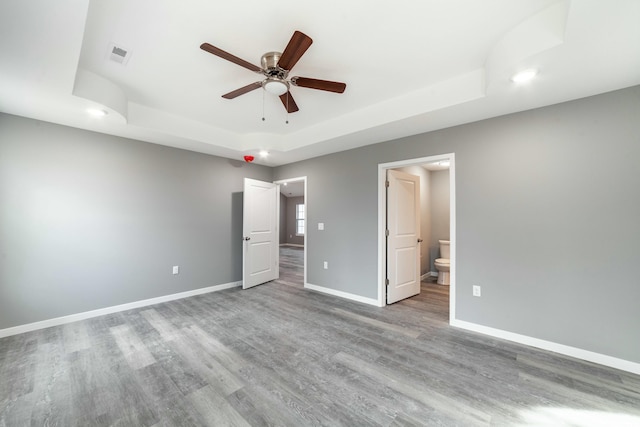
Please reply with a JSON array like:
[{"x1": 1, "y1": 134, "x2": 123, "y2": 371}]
[
  {"x1": 484, "y1": 0, "x2": 570, "y2": 89},
  {"x1": 72, "y1": 67, "x2": 128, "y2": 123}
]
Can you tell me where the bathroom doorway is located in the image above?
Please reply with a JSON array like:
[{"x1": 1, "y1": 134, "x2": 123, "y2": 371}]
[
  {"x1": 274, "y1": 176, "x2": 307, "y2": 287},
  {"x1": 378, "y1": 154, "x2": 456, "y2": 322}
]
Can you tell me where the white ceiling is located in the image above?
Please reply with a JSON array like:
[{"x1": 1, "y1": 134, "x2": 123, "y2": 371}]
[{"x1": 1, "y1": 1, "x2": 639, "y2": 166}]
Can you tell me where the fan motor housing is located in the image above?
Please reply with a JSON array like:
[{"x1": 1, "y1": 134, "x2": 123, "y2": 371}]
[{"x1": 261, "y1": 52, "x2": 287, "y2": 78}]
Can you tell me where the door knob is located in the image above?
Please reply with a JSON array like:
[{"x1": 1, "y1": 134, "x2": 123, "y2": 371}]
[
  {"x1": 244, "y1": 237, "x2": 251, "y2": 241},
  {"x1": 417, "y1": 238, "x2": 423, "y2": 243}
]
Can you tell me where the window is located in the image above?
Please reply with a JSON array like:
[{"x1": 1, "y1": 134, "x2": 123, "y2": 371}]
[{"x1": 296, "y1": 203, "x2": 305, "y2": 236}]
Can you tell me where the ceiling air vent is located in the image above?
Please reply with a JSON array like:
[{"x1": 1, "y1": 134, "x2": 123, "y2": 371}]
[{"x1": 108, "y1": 42, "x2": 131, "y2": 65}]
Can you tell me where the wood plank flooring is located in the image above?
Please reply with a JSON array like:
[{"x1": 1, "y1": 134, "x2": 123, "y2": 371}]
[{"x1": 1, "y1": 246, "x2": 639, "y2": 426}]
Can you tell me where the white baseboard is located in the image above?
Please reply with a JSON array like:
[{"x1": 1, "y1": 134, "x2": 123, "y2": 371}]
[
  {"x1": 305, "y1": 283, "x2": 379, "y2": 306},
  {"x1": 0, "y1": 281, "x2": 242, "y2": 338},
  {"x1": 451, "y1": 319, "x2": 640, "y2": 375}
]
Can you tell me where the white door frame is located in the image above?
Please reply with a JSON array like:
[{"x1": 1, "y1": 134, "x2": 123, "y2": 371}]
[
  {"x1": 274, "y1": 176, "x2": 307, "y2": 286},
  {"x1": 377, "y1": 154, "x2": 456, "y2": 322}
]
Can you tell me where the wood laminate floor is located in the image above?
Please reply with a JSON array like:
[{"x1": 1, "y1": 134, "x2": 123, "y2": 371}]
[{"x1": 1, "y1": 246, "x2": 639, "y2": 426}]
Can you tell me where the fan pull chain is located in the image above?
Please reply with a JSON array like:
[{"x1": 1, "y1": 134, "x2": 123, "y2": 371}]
[
  {"x1": 261, "y1": 89, "x2": 266, "y2": 122},
  {"x1": 285, "y1": 92, "x2": 289, "y2": 124}
]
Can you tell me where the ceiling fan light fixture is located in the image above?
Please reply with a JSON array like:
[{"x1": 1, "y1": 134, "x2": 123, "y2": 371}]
[
  {"x1": 200, "y1": 31, "x2": 345, "y2": 113},
  {"x1": 263, "y1": 79, "x2": 289, "y2": 96}
]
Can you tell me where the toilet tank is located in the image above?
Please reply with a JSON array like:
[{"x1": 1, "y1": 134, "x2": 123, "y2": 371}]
[{"x1": 439, "y1": 240, "x2": 450, "y2": 259}]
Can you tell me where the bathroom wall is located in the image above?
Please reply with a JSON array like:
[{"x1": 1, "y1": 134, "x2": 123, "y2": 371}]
[{"x1": 429, "y1": 169, "x2": 450, "y2": 272}]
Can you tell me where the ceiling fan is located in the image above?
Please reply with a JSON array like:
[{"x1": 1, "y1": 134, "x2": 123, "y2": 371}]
[{"x1": 200, "y1": 31, "x2": 346, "y2": 113}]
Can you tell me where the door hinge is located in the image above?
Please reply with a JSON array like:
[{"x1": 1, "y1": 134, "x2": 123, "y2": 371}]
[
  {"x1": 385, "y1": 278, "x2": 389, "y2": 286},
  {"x1": 385, "y1": 229, "x2": 389, "y2": 237},
  {"x1": 385, "y1": 180, "x2": 390, "y2": 188}
]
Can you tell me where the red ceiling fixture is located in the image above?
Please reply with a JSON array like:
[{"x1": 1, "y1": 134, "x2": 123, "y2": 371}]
[{"x1": 243, "y1": 155, "x2": 255, "y2": 163}]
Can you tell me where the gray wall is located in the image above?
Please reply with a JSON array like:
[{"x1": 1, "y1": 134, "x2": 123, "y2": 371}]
[
  {"x1": 283, "y1": 196, "x2": 305, "y2": 246},
  {"x1": 274, "y1": 150, "x2": 378, "y2": 298},
  {"x1": 2, "y1": 86, "x2": 639, "y2": 364},
  {"x1": 274, "y1": 85, "x2": 640, "y2": 363},
  {"x1": 0, "y1": 114, "x2": 272, "y2": 329}
]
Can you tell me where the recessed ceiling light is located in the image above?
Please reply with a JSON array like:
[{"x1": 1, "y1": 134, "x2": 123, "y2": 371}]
[
  {"x1": 511, "y1": 69, "x2": 538, "y2": 84},
  {"x1": 259, "y1": 150, "x2": 269, "y2": 157},
  {"x1": 87, "y1": 108, "x2": 108, "y2": 117}
]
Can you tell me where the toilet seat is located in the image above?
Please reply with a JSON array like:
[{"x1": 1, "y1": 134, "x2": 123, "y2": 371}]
[{"x1": 435, "y1": 258, "x2": 449, "y2": 265}]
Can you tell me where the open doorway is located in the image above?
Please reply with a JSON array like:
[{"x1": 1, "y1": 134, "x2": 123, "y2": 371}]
[
  {"x1": 274, "y1": 176, "x2": 307, "y2": 287},
  {"x1": 378, "y1": 155, "x2": 456, "y2": 322}
]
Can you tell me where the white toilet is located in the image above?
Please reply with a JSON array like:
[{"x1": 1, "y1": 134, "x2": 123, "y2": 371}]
[{"x1": 434, "y1": 239, "x2": 450, "y2": 285}]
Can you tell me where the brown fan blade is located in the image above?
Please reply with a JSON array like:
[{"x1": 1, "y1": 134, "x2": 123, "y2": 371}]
[
  {"x1": 291, "y1": 77, "x2": 346, "y2": 93},
  {"x1": 277, "y1": 31, "x2": 313, "y2": 71},
  {"x1": 279, "y1": 92, "x2": 299, "y2": 113},
  {"x1": 200, "y1": 43, "x2": 262, "y2": 73},
  {"x1": 222, "y1": 82, "x2": 262, "y2": 99}
]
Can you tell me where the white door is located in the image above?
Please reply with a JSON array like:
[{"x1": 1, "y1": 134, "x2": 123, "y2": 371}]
[
  {"x1": 387, "y1": 170, "x2": 421, "y2": 304},
  {"x1": 243, "y1": 178, "x2": 279, "y2": 289}
]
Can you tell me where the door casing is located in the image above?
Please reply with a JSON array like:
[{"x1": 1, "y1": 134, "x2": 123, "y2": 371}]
[{"x1": 377, "y1": 154, "x2": 456, "y2": 322}]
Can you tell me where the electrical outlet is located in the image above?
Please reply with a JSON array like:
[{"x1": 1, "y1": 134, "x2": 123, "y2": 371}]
[
  {"x1": 473, "y1": 285, "x2": 481, "y2": 297},
  {"x1": 318, "y1": 223, "x2": 324, "y2": 231},
  {"x1": 323, "y1": 261, "x2": 328, "y2": 269},
  {"x1": 172, "y1": 266, "x2": 179, "y2": 275}
]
